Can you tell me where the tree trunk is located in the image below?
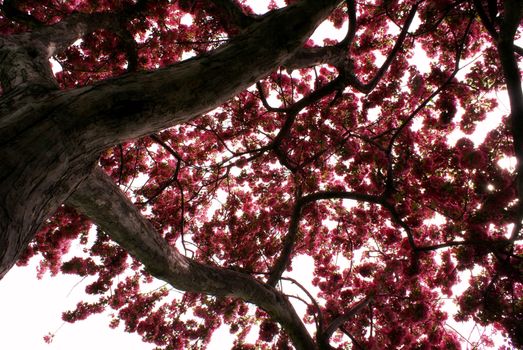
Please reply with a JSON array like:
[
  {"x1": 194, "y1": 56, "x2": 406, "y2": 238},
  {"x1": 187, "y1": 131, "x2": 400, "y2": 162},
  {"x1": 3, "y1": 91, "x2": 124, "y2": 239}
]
[
  {"x1": 0, "y1": 0, "x2": 341, "y2": 286},
  {"x1": 0, "y1": 107, "x2": 97, "y2": 278},
  {"x1": 0, "y1": 1, "x2": 341, "y2": 347}
]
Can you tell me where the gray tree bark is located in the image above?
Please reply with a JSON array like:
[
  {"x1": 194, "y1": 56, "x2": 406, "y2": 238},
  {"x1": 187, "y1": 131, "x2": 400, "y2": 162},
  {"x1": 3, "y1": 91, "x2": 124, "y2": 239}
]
[
  {"x1": 0, "y1": 1, "x2": 343, "y2": 349},
  {"x1": 67, "y1": 167, "x2": 318, "y2": 349}
]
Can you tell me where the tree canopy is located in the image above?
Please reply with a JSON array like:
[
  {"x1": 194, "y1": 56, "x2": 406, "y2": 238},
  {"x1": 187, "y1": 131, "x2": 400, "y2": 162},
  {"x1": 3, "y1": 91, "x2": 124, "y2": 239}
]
[{"x1": 0, "y1": 0, "x2": 522, "y2": 349}]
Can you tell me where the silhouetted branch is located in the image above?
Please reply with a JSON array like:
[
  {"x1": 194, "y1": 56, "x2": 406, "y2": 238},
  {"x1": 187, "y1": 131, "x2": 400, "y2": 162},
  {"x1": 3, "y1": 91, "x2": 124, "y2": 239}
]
[
  {"x1": 256, "y1": 82, "x2": 288, "y2": 113},
  {"x1": 150, "y1": 134, "x2": 184, "y2": 161},
  {"x1": 339, "y1": 0, "x2": 357, "y2": 47},
  {"x1": 416, "y1": 241, "x2": 473, "y2": 252},
  {"x1": 267, "y1": 191, "x2": 382, "y2": 286},
  {"x1": 355, "y1": 2, "x2": 419, "y2": 93},
  {"x1": 498, "y1": 0, "x2": 523, "y2": 245},
  {"x1": 340, "y1": 326, "x2": 366, "y2": 349},
  {"x1": 382, "y1": 16, "x2": 473, "y2": 204},
  {"x1": 282, "y1": 276, "x2": 324, "y2": 332},
  {"x1": 473, "y1": 0, "x2": 498, "y2": 39},
  {"x1": 381, "y1": 201, "x2": 417, "y2": 249},
  {"x1": 283, "y1": 0, "x2": 355, "y2": 70}
]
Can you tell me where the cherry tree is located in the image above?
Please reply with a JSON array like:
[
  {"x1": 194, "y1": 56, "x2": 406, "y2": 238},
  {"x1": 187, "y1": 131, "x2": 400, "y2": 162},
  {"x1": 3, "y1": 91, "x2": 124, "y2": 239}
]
[{"x1": 0, "y1": 0, "x2": 522, "y2": 349}]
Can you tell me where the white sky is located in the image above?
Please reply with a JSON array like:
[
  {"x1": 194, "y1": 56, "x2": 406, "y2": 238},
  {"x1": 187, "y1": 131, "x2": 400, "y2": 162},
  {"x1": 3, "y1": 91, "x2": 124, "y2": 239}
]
[
  {"x1": 0, "y1": 259, "x2": 152, "y2": 350},
  {"x1": 0, "y1": 252, "x2": 317, "y2": 349}
]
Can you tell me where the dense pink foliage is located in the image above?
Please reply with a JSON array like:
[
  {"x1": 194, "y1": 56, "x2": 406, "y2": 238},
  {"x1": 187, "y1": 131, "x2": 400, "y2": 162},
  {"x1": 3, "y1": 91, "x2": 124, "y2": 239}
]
[{"x1": 3, "y1": 0, "x2": 522, "y2": 349}]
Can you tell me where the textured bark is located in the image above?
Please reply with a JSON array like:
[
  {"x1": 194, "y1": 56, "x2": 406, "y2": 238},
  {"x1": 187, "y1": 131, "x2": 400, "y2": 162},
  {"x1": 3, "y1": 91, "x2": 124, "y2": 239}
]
[
  {"x1": 2, "y1": 0, "x2": 520, "y2": 348},
  {"x1": 0, "y1": 101, "x2": 98, "y2": 279},
  {"x1": 0, "y1": 4, "x2": 427, "y2": 348},
  {"x1": 52, "y1": 0, "x2": 344, "y2": 152},
  {"x1": 67, "y1": 168, "x2": 318, "y2": 350},
  {"x1": 0, "y1": 1, "x2": 339, "y2": 347},
  {"x1": 0, "y1": 35, "x2": 58, "y2": 93}
]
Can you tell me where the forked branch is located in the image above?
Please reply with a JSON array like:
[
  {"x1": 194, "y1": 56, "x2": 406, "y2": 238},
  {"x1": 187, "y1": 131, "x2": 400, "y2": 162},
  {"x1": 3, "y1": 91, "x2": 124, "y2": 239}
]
[
  {"x1": 267, "y1": 191, "x2": 382, "y2": 286},
  {"x1": 66, "y1": 167, "x2": 318, "y2": 350},
  {"x1": 321, "y1": 295, "x2": 373, "y2": 343}
]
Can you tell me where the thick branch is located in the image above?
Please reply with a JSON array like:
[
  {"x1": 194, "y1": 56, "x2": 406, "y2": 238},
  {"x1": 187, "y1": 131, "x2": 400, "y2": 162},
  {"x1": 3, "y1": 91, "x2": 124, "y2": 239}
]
[
  {"x1": 0, "y1": 36, "x2": 58, "y2": 93},
  {"x1": 284, "y1": 46, "x2": 346, "y2": 71},
  {"x1": 29, "y1": 11, "x2": 129, "y2": 57},
  {"x1": 0, "y1": 6, "x2": 140, "y2": 94},
  {"x1": 497, "y1": 0, "x2": 523, "y2": 241},
  {"x1": 283, "y1": 0, "x2": 356, "y2": 71},
  {"x1": 474, "y1": 0, "x2": 523, "y2": 58},
  {"x1": 209, "y1": 0, "x2": 256, "y2": 31},
  {"x1": 415, "y1": 239, "x2": 511, "y2": 252},
  {"x1": 473, "y1": 0, "x2": 499, "y2": 40},
  {"x1": 0, "y1": 0, "x2": 343, "y2": 288},
  {"x1": 45, "y1": 0, "x2": 344, "y2": 153},
  {"x1": 66, "y1": 167, "x2": 318, "y2": 350},
  {"x1": 27, "y1": 1, "x2": 168, "y2": 56},
  {"x1": 284, "y1": 2, "x2": 418, "y2": 95},
  {"x1": 339, "y1": 0, "x2": 357, "y2": 48}
]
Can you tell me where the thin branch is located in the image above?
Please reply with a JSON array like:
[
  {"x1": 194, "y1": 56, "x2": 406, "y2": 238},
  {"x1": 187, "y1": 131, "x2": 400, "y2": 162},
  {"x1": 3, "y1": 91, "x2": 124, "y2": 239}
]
[
  {"x1": 281, "y1": 276, "x2": 324, "y2": 332},
  {"x1": 142, "y1": 158, "x2": 181, "y2": 205},
  {"x1": 381, "y1": 201, "x2": 417, "y2": 249},
  {"x1": 340, "y1": 326, "x2": 366, "y2": 350},
  {"x1": 382, "y1": 16, "x2": 474, "y2": 202},
  {"x1": 416, "y1": 240, "x2": 474, "y2": 252},
  {"x1": 258, "y1": 75, "x2": 346, "y2": 128},
  {"x1": 252, "y1": 75, "x2": 346, "y2": 173},
  {"x1": 267, "y1": 191, "x2": 382, "y2": 286},
  {"x1": 445, "y1": 322, "x2": 480, "y2": 348},
  {"x1": 149, "y1": 134, "x2": 184, "y2": 161},
  {"x1": 258, "y1": 75, "x2": 346, "y2": 142},
  {"x1": 289, "y1": 76, "x2": 346, "y2": 113},
  {"x1": 256, "y1": 82, "x2": 288, "y2": 113},
  {"x1": 355, "y1": 2, "x2": 419, "y2": 93}
]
